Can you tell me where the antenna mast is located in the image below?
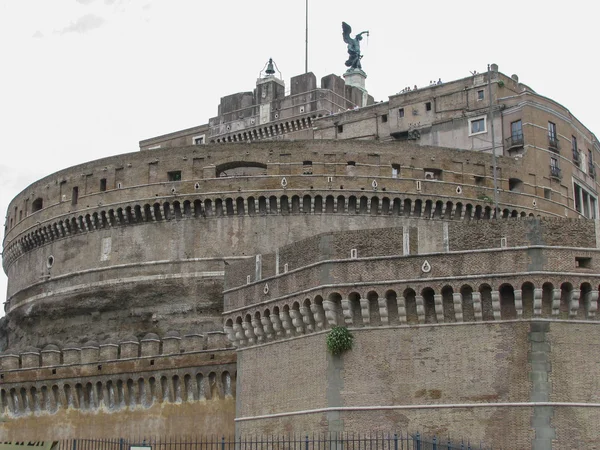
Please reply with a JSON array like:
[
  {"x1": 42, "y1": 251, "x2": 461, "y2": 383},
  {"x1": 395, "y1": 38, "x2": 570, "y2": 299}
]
[{"x1": 305, "y1": 0, "x2": 308, "y2": 73}]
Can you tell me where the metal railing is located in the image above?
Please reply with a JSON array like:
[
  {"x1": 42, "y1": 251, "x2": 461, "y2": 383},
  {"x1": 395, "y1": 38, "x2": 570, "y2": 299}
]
[
  {"x1": 548, "y1": 135, "x2": 560, "y2": 151},
  {"x1": 573, "y1": 149, "x2": 581, "y2": 164},
  {"x1": 56, "y1": 433, "x2": 495, "y2": 450},
  {"x1": 505, "y1": 133, "x2": 523, "y2": 149},
  {"x1": 550, "y1": 165, "x2": 561, "y2": 179}
]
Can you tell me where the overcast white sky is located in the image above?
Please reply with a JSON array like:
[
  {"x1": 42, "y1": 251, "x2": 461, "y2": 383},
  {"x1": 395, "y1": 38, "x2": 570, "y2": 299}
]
[{"x1": 0, "y1": 0, "x2": 599, "y2": 316}]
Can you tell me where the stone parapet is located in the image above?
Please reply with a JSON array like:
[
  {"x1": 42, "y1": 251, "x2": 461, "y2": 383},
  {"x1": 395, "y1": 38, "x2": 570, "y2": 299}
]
[{"x1": 0, "y1": 331, "x2": 230, "y2": 371}]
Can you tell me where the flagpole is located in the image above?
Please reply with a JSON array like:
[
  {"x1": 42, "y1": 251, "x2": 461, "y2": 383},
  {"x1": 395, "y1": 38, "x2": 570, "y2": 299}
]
[{"x1": 305, "y1": 0, "x2": 308, "y2": 73}]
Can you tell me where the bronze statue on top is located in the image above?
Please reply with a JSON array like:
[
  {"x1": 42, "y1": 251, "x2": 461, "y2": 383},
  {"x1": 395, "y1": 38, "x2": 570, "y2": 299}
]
[{"x1": 342, "y1": 22, "x2": 369, "y2": 71}]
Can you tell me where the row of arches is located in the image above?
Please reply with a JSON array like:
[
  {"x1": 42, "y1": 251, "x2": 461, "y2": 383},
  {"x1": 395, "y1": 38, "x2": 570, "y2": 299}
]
[
  {"x1": 211, "y1": 117, "x2": 313, "y2": 143},
  {"x1": 224, "y1": 281, "x2": 599, "y2": 347},
  {"x1": 0, "y1": 370, "x2": 235, "y2": 417},
  {"x1": 4, "y1": 193, "x2": 535, "y2": 272}
]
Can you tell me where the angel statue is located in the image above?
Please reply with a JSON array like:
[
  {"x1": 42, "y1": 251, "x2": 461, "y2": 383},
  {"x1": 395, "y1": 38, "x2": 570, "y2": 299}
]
[{"x1": 342, "y1": 22, "x2": 369, "y2": 71}]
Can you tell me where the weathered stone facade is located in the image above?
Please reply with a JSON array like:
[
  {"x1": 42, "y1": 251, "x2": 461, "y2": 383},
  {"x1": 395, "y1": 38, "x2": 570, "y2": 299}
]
[{"x1": 2, "y1": 66, "x2": 600, "y2": 448}]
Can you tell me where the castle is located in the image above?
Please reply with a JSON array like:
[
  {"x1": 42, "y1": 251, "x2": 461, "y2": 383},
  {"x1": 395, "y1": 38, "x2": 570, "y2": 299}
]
[{"x1": 1, "y1": 62, "x2": 599, "y2": 449}]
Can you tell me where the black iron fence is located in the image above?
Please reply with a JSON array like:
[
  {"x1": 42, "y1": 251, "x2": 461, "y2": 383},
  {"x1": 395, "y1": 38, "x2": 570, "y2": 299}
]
[{"x1": 57, "y1": 433, "x2": 495, "y2": 450}]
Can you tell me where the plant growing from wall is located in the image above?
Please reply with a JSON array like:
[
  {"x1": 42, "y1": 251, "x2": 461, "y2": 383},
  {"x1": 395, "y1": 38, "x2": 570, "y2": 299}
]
[{"x1": 326, "y1": 326, "x2": 354, "y2": 355}]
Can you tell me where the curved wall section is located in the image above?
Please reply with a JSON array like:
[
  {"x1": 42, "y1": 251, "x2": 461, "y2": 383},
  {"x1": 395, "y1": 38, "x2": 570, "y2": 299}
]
[{"x1": 0, "y1": 141, "x2": 579, "y2": 349}]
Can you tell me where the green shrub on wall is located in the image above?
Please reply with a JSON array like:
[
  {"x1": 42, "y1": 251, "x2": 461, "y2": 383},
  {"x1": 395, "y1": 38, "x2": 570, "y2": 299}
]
[{"x1": 326, "y1": 326, "x2": 354, "y2": 355}]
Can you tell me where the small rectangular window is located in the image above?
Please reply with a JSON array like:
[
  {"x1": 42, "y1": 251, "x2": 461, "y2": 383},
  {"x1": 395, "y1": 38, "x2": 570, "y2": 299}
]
[
  {"x1": 100, "y1": 179, "x2": 107, "y2": 191},
  {"x1": 575, "y1": 257, "x2": 592, "y2": 269},
  {"x1": 350, "y1": 249, "x2": 357, "y2": 259},
  {"x1": 469, "y1": 117, "x2": 486, "y2": 135},
  {"x1": 477, "y1": 90, "x2": 484, "y2": 100},
  {"x1": 392, "y1": 164, "x2": 400, "y2": 178},
  {"x1": 544, "y1": 188, "x2": 551, "y2": 199},
  {"x1": 399, "y1": 108, "x2": 405, "y2": 118},
  {"x1": 381, "y1": 114, "x2": 388, "y2": 123},
  {"x1": 337, "y1": 125, "x2": 344, "y2": 133},
  {"x1": 72, "y1": 186, "x2": 79, "y2": 205},
  {"x1": 193, "y1": 135, "x2": 205, "y2": 145},
  {"x1": 168, "y1": 171, "x2": 182, "y2": 181},
  {"x1": 548, "y1": 122, "x2": 557, "y2": 140},
  {"x1": 425, "y1": 102, "x2": 432, "y2": 111}
]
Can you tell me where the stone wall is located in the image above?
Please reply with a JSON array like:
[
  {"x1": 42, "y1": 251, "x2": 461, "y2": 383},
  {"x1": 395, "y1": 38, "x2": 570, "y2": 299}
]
[
  {"x1": 0, "y1": 332, "x2": 235, "y2": 439},
  {"x1": 235, "y1": 323, "x2": 534, "y2": 448}
]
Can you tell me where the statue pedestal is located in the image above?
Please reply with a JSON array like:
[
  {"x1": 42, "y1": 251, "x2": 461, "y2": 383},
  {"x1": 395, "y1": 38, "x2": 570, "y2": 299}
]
[{"x1": 343, "y1": 69, "x2": 368, "y2": 107}]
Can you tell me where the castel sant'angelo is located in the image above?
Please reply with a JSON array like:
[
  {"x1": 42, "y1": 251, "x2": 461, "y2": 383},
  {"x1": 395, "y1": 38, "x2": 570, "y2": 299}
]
[{"x1": 2, "y1": 24, "x2": 600, "y2": 449}]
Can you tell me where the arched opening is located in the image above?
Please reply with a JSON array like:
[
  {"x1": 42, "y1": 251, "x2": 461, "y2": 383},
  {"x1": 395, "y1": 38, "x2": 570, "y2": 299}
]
[
  {"x1": 403, "y1": 199, "x2": 411, "y2": 216},
  {"x1": 522, "y1": 282, "x2": 535, "y2": 318},
  {"x1": 32, "y1": 197, "x2": 43, "y2": 213},
  {"x1": 208, "y1": 372, "x2": 218, "y2": 399},
  {"x1": 444, "y1": 201, "x2": 453, "y2": 219},
  {"x1": 404, "y1": 288, "x2": 418, "y2": 324},
  {"x1": 247, "y1": 197, "x2": 256, "y2": 216},
  {"x1": 302, "y1": 299, "x2": 316, "y2": 332},
  {"x1": 381, "y1": 197, "x2": 390, "y2": 215},
  {"x1": 441, "y1": 285, "x2": 455, "y2": 322},
  {"x1": 460, "y1": 285, "x2": 475, "y2": 321},
  {"x1": 259, "y1": 196, "x2": 267, "y2": 214},
  {"x1": 422, "y1": 287, "x2": 437, "y2": 323},
  {"x1": 509, "y1": 178, "x2": 523, "y2": 193},
  {"x1": 215, "y1": 161, "x2": 267, "y2": 177},
  {"x1": 314, "y1": 195, "x2": 323, "y2": 213},
  {"x1": 385, "y1": 290, "x2": 399, "y2": 324},
  {"x1": 348, "y1": 196, "x2": 357, "y2": 214},
  {"x1": 348, "y1": 292, "x2": 363, "y2": 326},
  {"x1": 359, "y1": 196, "x2": 368, "y2": 214},
  {"x1": 542, "y1": 282, "x2": 554, "y2": 317},
  {"x1": 413, "y1": 199, "x2": 422, "y2": 218},
  {"x1": 424, "y1": 200, "x2": 433, "y2": 218},
  {"x1": 183, "y1": 200, "x2": 192, "y2": 218},
  {"x1": 269, "y1": 196, "x2": 278, "y2": 214},
  {"x1": 327, "y1": 292, "x2": 344, "y2": 326},
  {"x1": 370, "y1": 197, "x2": 379, "y2": 215},
  {"x1": 236, "y1": 197, "x2": 245, "y2": 216},
  {"x1": 479, "y1": 284, "x2": 494, "y2": 320},
  {"x1": 337, "y1": 195, "x2": 346, "y2": 214},
  {"x1": 196, "y1": 373, "x2": 204, "y2": 400},
  {"x1": 223, "y1": 198, "x2": 233, "y2": 216},
  {"x1": 499, "y1": 284, "x2": 516, "y2": 319},
  {"x1": 559, "y1": 282, "x2": 573, "y2": 319},
  {"x1": 579, "y1": 282, "x2": 593, "y2": 319},
  {"x1": 292, "y1": 196, "x2": 301, "y2": 214},
  {"x1": 204, "y1": 199, "x2": 213, "y2": 216},
  {"x1": 367, "y1": 291, "x2": 381, "y2": 325},
  {"x1": 172, "y1": 375, "x2": 181, "y2": 402},
  {"x1": 325, "y1": 195, "x2": 335, "y2": 213},
  {"x1": 433, "y1": 201, "x2": 444, "y2": 219},
  {"x1": 215, "y1": 199, "x2": 224, "y2": 216},
  {"x1": 455, "y1": 202, "x2": 463, "y2": 220},
  {"x1": 221, "y1": 371, "x2": 232, "y2": 397},
  {"x1": 280, "y1": 196, "x2": 289, "y2": 215},
  {"x1": 173, "y1": 201, "x2": 182, "y2": 219},
  {"x1": 483, "y1": 206, "x2": 492, "y2": 220},
  {"x1": 303, "y1": 195, "x2": 311, "y2": 213},
  {"x1": 465, "y1": 204, "x2": 473, "y2": 220}
]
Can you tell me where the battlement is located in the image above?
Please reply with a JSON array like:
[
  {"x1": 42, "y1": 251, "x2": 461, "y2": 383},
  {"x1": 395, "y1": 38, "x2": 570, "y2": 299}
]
[
  {"x1": 0, "y1": 330, "x2": 230, "y2": 370},
  {"x1": 224, "y1": 219, "x2": 599, "y2": 291},
  {"x1": 0, "y1": 331, "x2": 235, "y2": 419}
]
